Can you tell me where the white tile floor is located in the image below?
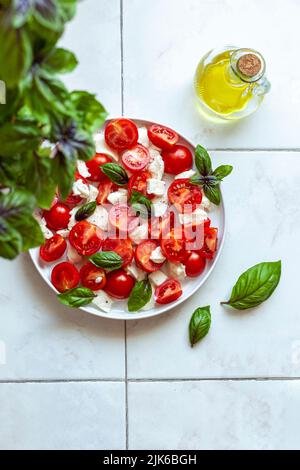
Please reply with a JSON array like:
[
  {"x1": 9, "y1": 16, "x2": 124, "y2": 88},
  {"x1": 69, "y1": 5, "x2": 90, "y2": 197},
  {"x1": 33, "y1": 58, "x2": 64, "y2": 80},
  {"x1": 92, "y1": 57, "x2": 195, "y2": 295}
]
[{"x1": 1, "y1": 0, "x2": 300, "y2": 449}]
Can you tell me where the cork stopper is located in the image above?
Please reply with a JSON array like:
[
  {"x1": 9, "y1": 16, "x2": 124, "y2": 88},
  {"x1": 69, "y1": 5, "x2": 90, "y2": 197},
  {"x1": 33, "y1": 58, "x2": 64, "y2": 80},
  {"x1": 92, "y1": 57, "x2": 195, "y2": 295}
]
[{"x1": 237, "y1": 53, "x2": 262, "y2": 78}]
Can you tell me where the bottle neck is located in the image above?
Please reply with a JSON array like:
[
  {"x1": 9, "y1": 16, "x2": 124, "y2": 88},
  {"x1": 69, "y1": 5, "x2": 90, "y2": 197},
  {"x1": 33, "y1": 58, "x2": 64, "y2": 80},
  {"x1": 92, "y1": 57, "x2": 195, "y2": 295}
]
[{"x1": 230, "y1": 48, "x2": 266, "y2": 83}]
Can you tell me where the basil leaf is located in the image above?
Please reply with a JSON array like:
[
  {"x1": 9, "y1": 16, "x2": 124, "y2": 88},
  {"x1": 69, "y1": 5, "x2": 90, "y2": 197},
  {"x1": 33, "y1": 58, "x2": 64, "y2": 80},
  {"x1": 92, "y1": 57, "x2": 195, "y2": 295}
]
[
  {"x1": 70, "y1": 91, "x2": 108, "y2": 134},
  {"x1": 51, "y1": 150, "x2": 76, "y2": 200},
  {"x1": 190, "y1": 174, "x2": 219, "y2": 187},
  {"x1": 204, "y1": 185, "x2": 221, "y2": 206},
  {"x1": 213, "y1": 165, "x2": 233, "y2": 181},
  {"x1": 221, "y1": 261, "x2": 282, "y2": 310},
  {"x1": 189, "y1": 306, "x2": 211, "y2": 347},
  {"x1": 44, "y1": 47, "x2": 78, "y2": 74},
  {"x1": 195, "y1": 145, "x2": 212, "y2": 176},
  {"x1": 128, "y1": 279, "x2": 152, "y2": 312},
  {"x1": 0, "y1": 120, "x2": 41, "y2": 157},
  {"x1": 57, "y1": 287, "x2": 96, "y2": 308},
  {"x1": 130, "y1": 190, "x2": 152, "y2": 218},
  {"x1": 101, "y1": 163, "x2": 129, "y2": 186},
  {"x1": 89, "y1": 252, "x2": 123, "y2": 270},
  {"x1": 75, "y1": 201, "x2": 97, "y2": 221}
]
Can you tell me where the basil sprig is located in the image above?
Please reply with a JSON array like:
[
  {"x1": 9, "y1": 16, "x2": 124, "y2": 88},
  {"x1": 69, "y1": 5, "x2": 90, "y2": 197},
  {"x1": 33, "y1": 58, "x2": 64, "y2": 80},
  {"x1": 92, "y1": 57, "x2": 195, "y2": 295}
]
[
  {"x1": 190, "y1": 145, "x2": 233, "y2": 205},
  {"x1": 189, "y1": 306, "x2": 211, "y2": 347},
  {"x1": 101, "y1": 163, "x2": 129, "y2": 186},
  {"x1": 75, "y1": 201, "x2": 96, "y2": 221},
  {"x1": 128, "y1": 279, "x2": 152, "y2": 312},
  {"x1": 221, "y1": 261, "x2": 282, "y2": 310},
  {"x1": 89, "y1": 251, "x2": 123, "y2": 270},
  {"x1": 57, "y1": 287, "x2": 96, "y2": 308},
  {"x1": 130, "y1": 190, "x2": 152, "y2": 218}
]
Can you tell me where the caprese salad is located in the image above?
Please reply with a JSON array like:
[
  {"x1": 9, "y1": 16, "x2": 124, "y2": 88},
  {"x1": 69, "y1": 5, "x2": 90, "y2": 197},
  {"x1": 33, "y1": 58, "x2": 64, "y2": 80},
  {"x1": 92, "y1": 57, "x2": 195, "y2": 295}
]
[{"x1": 35, "y1": 119, "x2": 219, "y2": 313}]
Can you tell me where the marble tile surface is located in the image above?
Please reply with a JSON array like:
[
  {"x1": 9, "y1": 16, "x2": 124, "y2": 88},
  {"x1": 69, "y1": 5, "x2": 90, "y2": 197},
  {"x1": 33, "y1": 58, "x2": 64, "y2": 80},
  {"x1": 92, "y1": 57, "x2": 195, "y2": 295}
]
[
  {"x1": 128, "y1": 380, "x2": 300, "y2": 450},
  {"x1": 0, "y1": 382, "x2": 125, "y2": 450},
  {"x1": 126, "y1": 152, "x2": 300, "y2": 379},
  {"x1": 123, "y1": 0, "x2": 300, "y2": 148}
]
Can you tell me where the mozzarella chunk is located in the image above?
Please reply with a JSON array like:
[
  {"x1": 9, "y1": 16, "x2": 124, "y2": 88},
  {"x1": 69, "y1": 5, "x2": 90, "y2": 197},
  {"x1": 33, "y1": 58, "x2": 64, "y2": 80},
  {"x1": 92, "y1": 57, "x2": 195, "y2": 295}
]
[
  {"x1": 141, "y1": 284, "x2": 156, "y2": 311},
  {"x1": 138, "y1": 126, "x2": 150, "y2": 147},
  {"x1": 179, "y1": 208, "x2": 208, "y2": 225},
  {"x1": 125, "y1": 262, "x2": 146, "y2": 281},
  {"x1": 87, "y1": 185, "x2": 99, "y2": 202},
  {"x1": 174, "y1": 169, "x2": 196, "y2": 180},
  {"x1": 39, "y1": 217, "x2": 53, "y2": 239},
  {"x1": 93, "y1": 133, "x2": 119, "y2": 161},
  {"x1": 56, "y1": 229, "x2": 70, "y2": 238},
  {"x1": 93, "y1": 290, "x2": 114, "y2": 313},
  {"x1": 147, "y1": 178, "x2": 166, "y2": 196},
  {"x1": 107, "y1": 189, "x2": 128, "y2": 205},
  {"x1": 167, "y1": 262, "x2": 186, "y2": 279},
  {"x1": 67, "y1": 207, "x2": 78, "y2": 230},
  {"x1": 152, "y1": 196, "x2": 168, "y2": 217},
  {"x1": 76, "y1": 160, "x2": 91, "y2": 178},
  {"x1": 87, "y1": 206, "x2": 108, "y2": 231},
  {"x1": 148, "y1": 270, "x2": 167, "y2": 286},
  {"x1": 148, "y1": 150, "x2": 164, "y2": 180},
  {"x1": 67, "y1": 244, "x2": 82, "y2": 264},
  {"x1": 200, "y1": 194, "x2": 211, "y2": 211},
  {"x1": 72, "y1": 179, "x2": 90, "y2": 198},
  {"x1": 150, "y1": 246, "x2": 166, "y2": 264},
  {"x1": 129, "y1": 223, "x2": 148, "y2": 245}
]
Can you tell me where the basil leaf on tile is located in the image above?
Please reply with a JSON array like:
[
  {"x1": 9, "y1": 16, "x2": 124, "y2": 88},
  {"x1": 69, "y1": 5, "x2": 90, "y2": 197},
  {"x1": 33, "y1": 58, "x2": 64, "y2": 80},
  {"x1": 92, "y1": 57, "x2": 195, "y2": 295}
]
[
  {"x1": 189, "y1": 306, "x2": 211, "y2": 347},
  {"x1": 89, "y1": 251, "x2": 123, "y2": 270},
  {"x1": 128, "y1": 279, "x2": 152, "y2": 312},
  {"x1": 221, "y1": 261, "x2": 282, "y2": 310},
  {"x1": 75, "y1": 201, "x2": 96, "y2": 221},
  {"x1": 57, "y1": 287, "x2": 96, "y2": 308},
  {"x1": 194, "y1": 145, "x2": 212, "y2": 176},
  {"x1": 213, "y1": 165, "x2": 233, "y2": 180},
  {"x1": 100, "y1": 163, "x2": 129, "y2": 186}
]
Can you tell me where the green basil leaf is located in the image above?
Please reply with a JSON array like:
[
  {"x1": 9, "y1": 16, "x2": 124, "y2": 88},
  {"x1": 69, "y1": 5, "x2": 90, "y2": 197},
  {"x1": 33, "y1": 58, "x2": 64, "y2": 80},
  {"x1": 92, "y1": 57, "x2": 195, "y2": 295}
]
[
  {"x1": 57, "y1": 287, "x2": 96, "y2": 308},
  {"x1": 213, "y1": 165, "x2": 233, "y2": 181},
  {"x1": 51, "y1": 150, "x2": 76, "y2": 200},
  {"x1": 89, "y1": 252, "x2": 123, "y2": 270},
  {"x1": 221, "y1": 261, "x2": 282, "y2": 310},
  {"x1": 0, "y1": 120, "x2": 41, "y2": 156},
  {"x1": 75, "y1": 201, "x2": 97, "y2": 221},
  {"x1": 44, "y1": 47, "x2": 78, "y2": 74},
  {"x1": 128, "y1": 279, "x2": 152, "y2": 312},
  {"x1": 190, "y1": 174, "x2": 219, "y2": 187},
  {"x1": 204, "y1": 185, "x2": 221, "y2": 205},
  {"x1": 189, "y1": 306, "x2": 211, "y2": 347},
  {"x1": 130, "y1": 190, "x2": 152, "y2": 218},
  {"x1": 101, "y1": 163, "x2": 129, "y2": 186},
  {"x1": 70, "y1": 91, "x2": 108, "y2": 134},
  {"x1": 194, "y1": 145, "x2": 212, "y2": 176}
]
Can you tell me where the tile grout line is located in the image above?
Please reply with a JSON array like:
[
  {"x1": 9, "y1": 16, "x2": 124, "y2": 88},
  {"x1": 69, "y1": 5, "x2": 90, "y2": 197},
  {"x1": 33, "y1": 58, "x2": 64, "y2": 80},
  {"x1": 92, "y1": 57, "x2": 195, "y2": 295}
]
[{"x1": 120, "y1": 0, "x2": 124, "y2": 116}]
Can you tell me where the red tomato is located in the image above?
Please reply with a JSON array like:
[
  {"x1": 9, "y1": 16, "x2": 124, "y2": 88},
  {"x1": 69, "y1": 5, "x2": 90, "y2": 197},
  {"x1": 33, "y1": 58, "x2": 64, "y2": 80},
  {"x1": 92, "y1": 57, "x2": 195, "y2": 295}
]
[
  {"x1": 162, "y1": 145, "x2": 193, "y2": 175},
  {"x1": 96, "y1": 177, "x2": 114, "y2": 205},
  {"x1": 128, "y1": 171, "x2": 154, "y2": 199},
  {"x1": 121, "y1": 144, "x2": 150, "y2": 172},
  {"x1": 51, "y1": 262, "x2": 80, "y2": 293},
  {"x1": 135, "y1": 240, "x2": 164, "y2": 273},
  {"x1": 160, "y1": 227, "x2": 187, "y2": 262},
  {"x1": 155, "y1": 279, "x2": 182, "y2": 305},
  {"x1": 149, "y1": 211, "x2": 176, "y2": 240},
  {"x1": 147, "y1": 124, "x2": 179, "y2": 150},
  {"x1": 65, "y1": 172, "x2": 88, "y2": 206},
  {"x1": 168, "y1": 179, "x2": 202, "y2": 213},
  {"x1": 183, "y1": 218, "x2": 211, "y2": 251},
  {"x1": 104, "y1": 269, "x2": 135, "y2": 299},
  {"x1": 44, "y1": 202, "x2": 71, "y2": 231},
  {"x1": 105, "y1": 118, "x2": 138, "y2": 151},
  {"x1": 86, "y1": 153, "x2": 113, "y2": 182},
  {"x1": 39, "y1": 234, "x2": 67, "y2": 262},
  {"x1": 69, "y1": 221, "x2": 104, "y2": 256},
  {"x1": 184, "y1": 252, "x2": 206, "y2": 277},
  {"x1": 80, "y1": 262, "x2": 106, "y2": 291},
  {"x1": 198, "y1": 228, "x2": 218, "y2": 259},
  {"x1": 102, "y1": 238, "x2": 134, "y2": 267},
  {"x1": 108, "y1": 204, "x2": 139, "y2": 234}
]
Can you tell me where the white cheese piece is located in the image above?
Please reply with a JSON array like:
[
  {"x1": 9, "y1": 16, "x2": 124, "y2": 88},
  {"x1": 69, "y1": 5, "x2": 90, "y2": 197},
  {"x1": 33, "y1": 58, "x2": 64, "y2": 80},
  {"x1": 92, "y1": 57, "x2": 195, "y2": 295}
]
[
  {"x1": 72, "y1": 179, "x2": 90, "y2": 198},
  {"x1": 174, "y1": 169, "x2": 196, "y2": 180},
  {"x1": 67, "y1": 244, "x2": 82, "y2": 264},
  {"x1": 148, "y1": 270, "x2": 167, "y2": 286},
  {"x1": 200, "y1": 194, "x2": 211, "y2": 211},
  {"x1": 129, "y1": 224, "x2": 148, "y2": 245},
  {"x1": 76, "y1": 160, "x2": 91, "y2": 178},
  {"x1": 152, "y1": 195, "x2": 168, "y2": 217},
  {"x1": 67, "y1": 207, "x2": 78, "y2": 230},
  {"x1": 138, "y1": 126, "x2": 150, "y2": 147},
  {"x1": 125, "y1": 262, "x2": 146, "y2": 281},
  {"x1": 93, "y1": 290, "x2": 114, "y2": 313},
  {"x1": 87, "y1": 185, "x2": 99, "y2": 202},
  {"x1": 167, "y1": 262, "x2": 186, "y2": 279},
  {"x1": 147, "y1": 178, "x2": 166, "y2": 196},
  {"x1": 179, "y1": 208, "x2": 208, "y2": 225},
  {"x1": 56, "y1": 229, "x2": 70, "y2": 238},
  {"x1": 87, "y1": 206, "x2": 108, "y2": 231},
  {"x1": 142, "y1": 284, "x2": 156, "y2": 311},
  {"x1": 93, "y1": 133, "x2": 119, "y2": 161},
  {"x1": 150, "y1": 246, "x2": 166, "y2": 264},
  {"x1": 39, "y1": 217, "x2": 53, "y2": 239},
  {"x1": 148, "y1": 150, "x2": 164, "y2": 180},
  {"x1": 107, "y1": 189, "x2": 128, "y2": 205}
]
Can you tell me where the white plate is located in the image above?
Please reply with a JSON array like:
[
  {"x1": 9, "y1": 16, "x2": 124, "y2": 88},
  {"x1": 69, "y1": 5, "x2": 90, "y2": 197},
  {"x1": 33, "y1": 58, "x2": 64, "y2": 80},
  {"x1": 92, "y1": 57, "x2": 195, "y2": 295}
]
[{"x1": 29, "y1": 119, "x2": 225, "y2": 320}]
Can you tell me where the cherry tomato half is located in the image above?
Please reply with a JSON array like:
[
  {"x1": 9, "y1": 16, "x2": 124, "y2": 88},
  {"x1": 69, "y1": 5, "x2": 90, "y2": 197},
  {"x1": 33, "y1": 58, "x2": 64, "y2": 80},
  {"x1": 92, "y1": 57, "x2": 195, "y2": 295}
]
[
  {"x1": 128, "y1": 171, "x2": 154, "y2": 199},
  {"x1": 86, "y1": 153, "x2": 113, "y2": 182},
  {"x1": 69, "y1": 221, "x2": 104, "y2": 256},
  {"x1": 96, "y1": 177, "x2": 114, "y2": 205},
  {"x1": 43, "y1": 202, "x2": 71, "y2": 231},
  {"x1": 65, "y1": 172, "x2": 88, "y2": 206},
  {"x1": 160, "y1": 227, "x2": 187, "y2": 262},
  {"x1": 184, "y1": 252, "x2": 206, "y2": 277},
  {"x1": 135, "y1": 240, "x2": 164, "y2": 273},
  {"x1": 147, "y1": 124, "x2": 179, "y2": 151},
  {"x1": 155, "y1": 279, "x2": 182, "y2": 305},
  {"x1": 121, "y1": 144, "x2": 150, "y2": 173},
  {"x1": 197, "y1": 227, "x2": 218, "y2": 259},
  {"x1": 102, "y1": 238, "x2": 134, "y2": 267},
  {"x1": 80, "y1": 262, "x2": 106, "y2": 291},
  {"x1": 168, "y1": 179, "x2": 203, "y2": 213},
  {"x1": 104, "y1": 269, "x2": 135, "y2": 299},
  {"x1": 39, "y1": 234, "x2": 67, "y2": 262},
  {"x1": 162, "y1": 145, "x2": 193, "y2": 175},
  {"x1": 105, "y1": 118, "x2": 138, "y2": 151},
  {"x1": 51, "y1": 262, "x2": 80, "y2": 293},
  {"x1": 108, "y1": 204, "x2": 139, "y2": 234},
  {"x1": 149, "y1": 211, "x2": 176, "y2": 240}
]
